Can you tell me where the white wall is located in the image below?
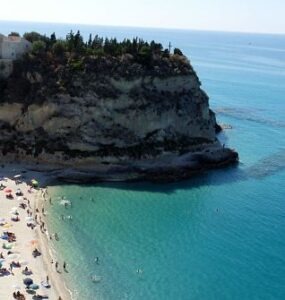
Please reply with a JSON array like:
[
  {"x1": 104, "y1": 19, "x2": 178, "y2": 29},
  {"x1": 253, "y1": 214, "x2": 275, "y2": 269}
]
[{"x1": 0, "y1": 39, "x2": 31, "y2": 59}]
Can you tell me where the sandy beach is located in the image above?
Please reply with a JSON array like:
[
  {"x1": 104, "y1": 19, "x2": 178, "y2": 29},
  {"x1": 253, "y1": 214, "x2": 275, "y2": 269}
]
[{"x1": 0, "y1": 165, "x2": 71, "y2": 300}]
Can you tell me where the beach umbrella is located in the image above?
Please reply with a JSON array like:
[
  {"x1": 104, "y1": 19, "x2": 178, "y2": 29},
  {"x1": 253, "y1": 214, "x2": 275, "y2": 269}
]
[
  {"x1": 12, "y1": 284, "x2": 21, "y2": 290},
  {"x1": 27, "y1": 220, "x2": 35, "y2": 226},
  {"x1": 27, "y1": 290, "x2": 36, "y2": 295},
  {"x1": 3, "y1": 244, "x2": 13, "y2": 250},
  {"x1": 0, "y1": 217, "x2": 6, "y2": 224},
  {"x1": 29, "y1": 283, "x2": 39, "y2": 290},
  {"x1": 7, "y1": 253, "x2": 20, "y2": 260},
  {"x1": 29, "y1": 240, "x2": 38, "y2": 246},
  {"x1": 19, "y1": 260, "x2": 28, "y2": 266},
  {"x1": 11, "y1": 212, "x2": 18, "y2": 216},
  {"x1": 25, "y1": 216, "x2": 34, "y2": 222},
  {"x1": 16, "y1": 188, "x2": 22, "y2": 194},
  {"x1": 11, "y1": 216, "x2": 19, "y2": 222},
  {"x1": 2, "y1": 223, "x2": 13, "y2": 228},
  {"x1": 31, "y1": 179, "x2": 39, "y2": 187},
  {"x1": 41, "y1": 281, "x2": 50, "y2": 288},
  {"x1": 4, "y1": 188, "x2": 12, "y2": 193},
  {"x1": 23, "y1": 278, "x2": 33, "y2": 286},
  {"x1": 10, "y1": 210, "x2": 19, "y2": 215}
]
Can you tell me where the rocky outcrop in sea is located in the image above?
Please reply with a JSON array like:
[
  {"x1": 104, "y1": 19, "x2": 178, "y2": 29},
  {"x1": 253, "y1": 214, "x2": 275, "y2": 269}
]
[{"x1": 0, "y1": 49, "x2": 238, "y2": 182}]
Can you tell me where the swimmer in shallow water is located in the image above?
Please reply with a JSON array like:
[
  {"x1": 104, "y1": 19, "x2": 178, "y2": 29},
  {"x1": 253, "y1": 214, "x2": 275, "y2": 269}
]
[{"x1": 91, "y1": 275, "x2": 102, "y2": 282}]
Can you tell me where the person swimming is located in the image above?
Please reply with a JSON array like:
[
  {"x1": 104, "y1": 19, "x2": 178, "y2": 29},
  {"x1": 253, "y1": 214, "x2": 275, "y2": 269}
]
[
  {"x1": 91, "y1": 275, "x2": 102, "y2": 282},
  {"x1": 54, "y1": 233, "x2": 59, "y2": 241}
]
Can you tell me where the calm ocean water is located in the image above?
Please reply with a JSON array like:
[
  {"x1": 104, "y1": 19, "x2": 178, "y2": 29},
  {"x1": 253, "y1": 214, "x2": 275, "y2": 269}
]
[{"x1": 1, "y1": 21, "x2": 285, "y2": 299}]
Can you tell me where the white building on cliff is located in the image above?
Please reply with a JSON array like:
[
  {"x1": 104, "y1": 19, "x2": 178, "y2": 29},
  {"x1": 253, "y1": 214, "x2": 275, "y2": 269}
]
[{"x1": 0, "y1": 34, "x2": 31, "y2": 60}]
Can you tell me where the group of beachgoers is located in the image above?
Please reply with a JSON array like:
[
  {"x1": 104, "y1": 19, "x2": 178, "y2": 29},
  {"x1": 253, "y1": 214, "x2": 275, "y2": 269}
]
[{"x1": 0, "y1": 174, "x2": 67, "y2": 300}]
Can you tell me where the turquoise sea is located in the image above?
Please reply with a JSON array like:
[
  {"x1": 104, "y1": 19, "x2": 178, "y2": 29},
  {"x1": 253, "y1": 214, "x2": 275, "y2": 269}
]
[{"x1": 1, "y1": 21, "x2": 285, "y2": 299}]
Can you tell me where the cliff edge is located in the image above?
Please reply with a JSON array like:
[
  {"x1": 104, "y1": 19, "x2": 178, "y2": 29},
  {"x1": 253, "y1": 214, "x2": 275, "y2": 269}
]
[{"x1": 0, "y1": 32, "x2": 238, "y2": 182}]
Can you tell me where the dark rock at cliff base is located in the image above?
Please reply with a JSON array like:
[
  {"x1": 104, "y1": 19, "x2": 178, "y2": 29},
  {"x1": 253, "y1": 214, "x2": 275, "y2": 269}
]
[{"x1": 215, "y1": 123, "x2": 223, "y2": 133}]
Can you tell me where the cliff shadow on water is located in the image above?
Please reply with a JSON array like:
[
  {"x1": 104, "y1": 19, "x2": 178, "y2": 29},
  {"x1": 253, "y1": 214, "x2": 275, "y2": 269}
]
[{"x1": 46, "y1": 148, "x2": 285, "y2": 193}]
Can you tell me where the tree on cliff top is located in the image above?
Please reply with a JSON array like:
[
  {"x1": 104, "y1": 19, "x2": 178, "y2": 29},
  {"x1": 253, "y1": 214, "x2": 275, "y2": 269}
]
[
  {"x1": 24, "y1": 31, "x2": 45, "y2": 43},
  {"x1": 32, "y1": 40, "x2": 46, "y2": 55},
  {"x1": 52, "y1": 40, "x2": 66, "y2": 57},
  {"x1": 174, "y1": 48, "x2": 183, "y2": 56},
  {"x1": 8, "y1": 32, "x2": 20, "y2": 37}
]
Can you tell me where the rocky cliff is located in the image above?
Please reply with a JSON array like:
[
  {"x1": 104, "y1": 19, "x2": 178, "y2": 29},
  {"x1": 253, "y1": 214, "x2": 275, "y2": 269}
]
[{"x1": 0, "y1": 51, "x2": 238, "y2": 182}]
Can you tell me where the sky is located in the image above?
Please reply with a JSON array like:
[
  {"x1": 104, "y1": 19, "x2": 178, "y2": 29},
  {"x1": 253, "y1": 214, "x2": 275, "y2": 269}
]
[{"x1": 0, "y1": 0, "x2": 285, "y2": 34}]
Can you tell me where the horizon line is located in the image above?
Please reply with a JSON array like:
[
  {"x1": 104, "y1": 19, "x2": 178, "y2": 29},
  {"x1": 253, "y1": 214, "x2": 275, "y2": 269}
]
[{"x1": 1, "y1": 19, "x2": 285, "y2": 37}]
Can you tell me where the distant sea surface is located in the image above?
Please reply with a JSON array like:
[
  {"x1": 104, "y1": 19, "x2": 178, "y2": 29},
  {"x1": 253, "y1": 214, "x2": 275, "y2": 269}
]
[{"x1": 1, "y1": 21, "x2": 285, "y2": 299}]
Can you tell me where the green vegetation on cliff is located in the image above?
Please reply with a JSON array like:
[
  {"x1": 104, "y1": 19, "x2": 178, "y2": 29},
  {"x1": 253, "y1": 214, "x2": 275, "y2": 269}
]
[
  {"x1": 20, "y1": 30, "x2": 191, "y2": 77},
  {"x1": 0, "y1": 31, "x2": 196, "y2": 105},
  {"x1": 23, "y1": 30, "x2": 184, "y2": 64}
]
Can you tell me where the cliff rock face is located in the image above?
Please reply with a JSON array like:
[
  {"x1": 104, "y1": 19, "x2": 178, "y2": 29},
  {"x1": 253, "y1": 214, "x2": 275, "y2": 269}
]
[{"x1": 0, "y1": 54, "x2": 238, "y2": 182}]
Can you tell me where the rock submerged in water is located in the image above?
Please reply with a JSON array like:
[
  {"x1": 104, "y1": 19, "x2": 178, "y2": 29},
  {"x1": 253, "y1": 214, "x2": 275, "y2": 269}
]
[{"x1": 0, "y1": 46, "x2": 238, "y2": 182}]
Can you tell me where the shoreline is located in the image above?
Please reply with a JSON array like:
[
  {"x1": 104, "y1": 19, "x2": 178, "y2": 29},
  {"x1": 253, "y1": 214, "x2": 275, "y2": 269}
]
[
  {"x1": 34, "y1": 187, "x2": 73, "y2": 300},
  {"x1": 0, "y1": 165, "x2": 72, "y2": 300}
]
